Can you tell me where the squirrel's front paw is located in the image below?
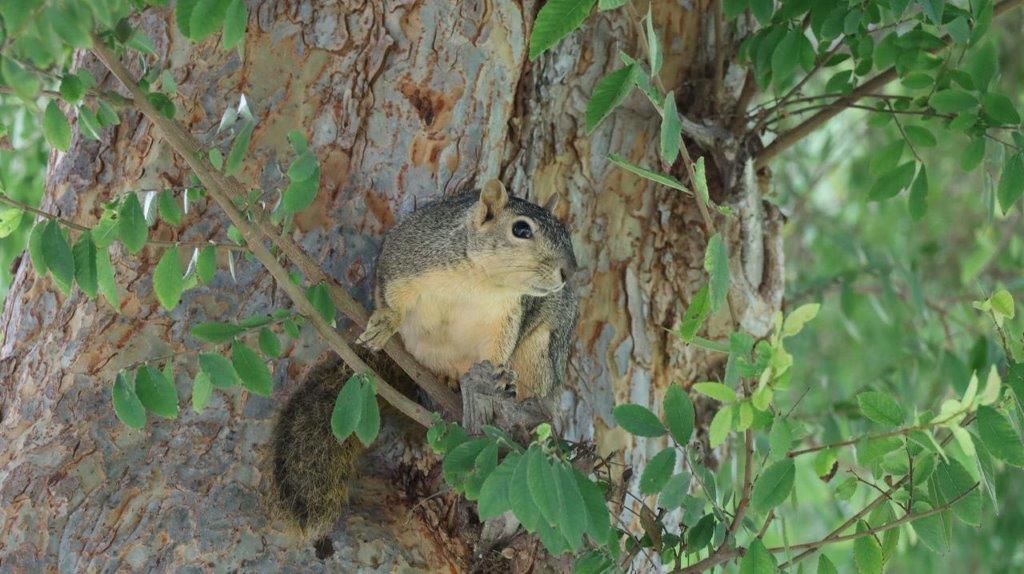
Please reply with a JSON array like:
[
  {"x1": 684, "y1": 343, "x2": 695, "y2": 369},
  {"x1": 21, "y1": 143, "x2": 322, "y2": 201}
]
[
  {"x1": 355, "y1": 309, "x2": 399, "y2": 351},
  {"x1": 492, "y1": 364, "x2": 518, "y2": 398}
]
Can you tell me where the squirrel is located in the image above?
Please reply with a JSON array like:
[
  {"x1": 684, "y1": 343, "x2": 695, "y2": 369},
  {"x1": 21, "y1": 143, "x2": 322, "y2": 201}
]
[{"x1": 268, "y1": 180, "x2": 579, "y2": 549}]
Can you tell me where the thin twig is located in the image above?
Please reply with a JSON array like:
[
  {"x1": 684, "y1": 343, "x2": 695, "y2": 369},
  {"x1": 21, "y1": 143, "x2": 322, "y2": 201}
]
[
  {"x1": 755, "y1": 0, "x2": 1024, "y2": 167},
  {"x1": 771, "y1": 483, "x2": 979, "y2": 556},
  {"x1": 90, "y1": 37, "x2": 450, "y2": 427},
  {"x1": 0, "y1": 192, "x2": 244, "y2": 251}
]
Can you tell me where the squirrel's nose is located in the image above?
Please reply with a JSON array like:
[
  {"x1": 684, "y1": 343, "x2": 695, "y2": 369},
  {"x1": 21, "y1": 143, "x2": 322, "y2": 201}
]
[{"x1": 559, "y1": 267, "x2": 569, "y2": 283}]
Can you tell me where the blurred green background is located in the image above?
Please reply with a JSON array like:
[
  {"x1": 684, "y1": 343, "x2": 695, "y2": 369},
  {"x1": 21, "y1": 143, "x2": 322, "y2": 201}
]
[
  {"x1": 762, "y1": 12, "x2": 1024, "y2": 573},
  {"x1": 1, "y1": 6, "x2": 1022, "y2": 573}
]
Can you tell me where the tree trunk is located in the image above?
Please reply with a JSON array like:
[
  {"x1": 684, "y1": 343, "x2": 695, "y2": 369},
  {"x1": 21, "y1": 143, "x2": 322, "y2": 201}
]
[{"x1": 0, "y1": 1, "x2": 782, "y2": 571}]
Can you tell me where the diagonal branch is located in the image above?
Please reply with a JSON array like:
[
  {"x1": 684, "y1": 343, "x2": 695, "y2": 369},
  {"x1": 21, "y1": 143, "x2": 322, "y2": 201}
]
[
  {"x1": 754, "y1": 0, "x2": 1024, "y2": 168},
  {"x1": 0, "y1": 192, "x2": 244, "y2": 251},
  {"x1": 90, "y1": 38, "x2": 461, "y2": 426}
]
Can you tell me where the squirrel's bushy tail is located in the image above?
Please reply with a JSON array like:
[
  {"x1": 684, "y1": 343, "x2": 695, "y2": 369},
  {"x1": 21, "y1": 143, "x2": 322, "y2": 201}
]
[{"x1": 270, "y1": 358, "x2": 364, "y2": 538}]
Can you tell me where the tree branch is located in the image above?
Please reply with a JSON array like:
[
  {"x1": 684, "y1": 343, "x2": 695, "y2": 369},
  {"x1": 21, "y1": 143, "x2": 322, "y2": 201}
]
[
  {"x1": 90, "y1": 38, "x2": 458, "y2": 427},
  {"x1": 754, "y1": 0, "x2": 1024, "y2": 167},
  {"x1": 0, "y1": 192, "x2": 244, "y2": 251},
  {"x1": 773, "y1": 483, "x2": 979, "y2": 559}
]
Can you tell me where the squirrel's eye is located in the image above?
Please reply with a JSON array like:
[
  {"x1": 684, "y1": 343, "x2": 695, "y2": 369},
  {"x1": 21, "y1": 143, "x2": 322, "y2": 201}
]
[{"x1": 512, "y1": 220, "x2": 534, "y2": 239}]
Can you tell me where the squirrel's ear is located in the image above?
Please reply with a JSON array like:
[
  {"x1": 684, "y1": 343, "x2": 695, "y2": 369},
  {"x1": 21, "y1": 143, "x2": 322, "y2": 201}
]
[
  {"x1": 475, "y1": 179, "x2": 508, "y2": 227},
  {"x1": 541, "y1": 193, "x2": 559, "y2": 212}
]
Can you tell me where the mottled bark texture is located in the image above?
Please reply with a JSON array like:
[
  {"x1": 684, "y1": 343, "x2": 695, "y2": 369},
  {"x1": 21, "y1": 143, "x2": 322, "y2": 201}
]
[{"x1": 0, "y1": 1, "x2": 782, "y2": 571}]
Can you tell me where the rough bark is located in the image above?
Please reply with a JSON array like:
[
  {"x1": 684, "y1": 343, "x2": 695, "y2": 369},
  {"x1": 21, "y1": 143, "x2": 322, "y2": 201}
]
[{"x1": 0, "y1": 1, "x2": 783, "y2": 571}]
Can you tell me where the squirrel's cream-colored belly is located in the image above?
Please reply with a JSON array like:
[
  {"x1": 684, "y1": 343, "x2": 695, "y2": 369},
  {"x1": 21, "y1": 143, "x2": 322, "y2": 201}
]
[{"x1": 386, "y1": 269, "x2": 522, "y2": 380}]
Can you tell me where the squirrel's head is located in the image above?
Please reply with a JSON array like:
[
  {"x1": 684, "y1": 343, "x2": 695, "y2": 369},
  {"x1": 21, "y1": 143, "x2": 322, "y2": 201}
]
[{"x1": 466, "y1": 180, "x2": 577, "y2": 297}]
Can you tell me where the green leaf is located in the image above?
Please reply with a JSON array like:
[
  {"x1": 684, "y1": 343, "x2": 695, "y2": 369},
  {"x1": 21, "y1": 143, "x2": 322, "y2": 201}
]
[
  {"x1": 613, "y1": 404, "x2": 666, "y2": 437},
  {"x1": 196, "y1": 244, "x2": 217, "y2": 283},
  {"x1": 929, "y1": 89, "x2": 977, "y2": 114},
  {"x1": 42, "y1": 101, "x2": 72, "y2": 151},
  {"x1": 554, "y1": 461, "x2": 587, "y2": 550},
  {"x1": 190, "y1": 0, "x2": 230, "y2": 41},
  {"x1": 282, "y1": 166, "x2": 320, "y2": 213},
  {"x1": 76, "y1": 106, "x2": 102, "y2": 140},
  {"x1": 158, "y1": 190, "x2": 182, "y2": 225},
  {"x1": 976, "y1": 406, "x2": 1024, "y2": 467},
  {"x1": 152, "y1": 248, "x2": 184, "y2": 311},
  {"x1": 908, "y1": 165, "x2": 929, "y2": 220},
  {"x1": 659, "y1": 91, "x2": 681, "y2": 164},
  {"x1": 869, "y1": 161, "x2": 917, "y2": 201},
  {"x1": 135, "y1": 365, "x2": 179, "y2": 419},
  {"x1": 904, "y1": 125, "x2": 937, "y2": 148},
  {"x1": 911, "y1": 501, "x2": 949, "y2": 554},
  {"x1": 739, "y1": 539, "x2": 777, "y2": 574},
  {"x1": 208, "y1": 148, "x2": 224, "y2": 170},
  {"x1": 198, "y1": 353, "x2": 240, "y2": 388},
  {"x1": 355, "y1": 376, "x2": 380, "y2": 445},
  {"x1": 288, "y1": 151, "x2": 318, "y2": 182},
  {"x1": 306, "y1": 283, "x2": 336, "y2": 324},
  {"x1": 751, "y1": 458, "x2": 796, "y2": 512},
  {"x1": 982, "y1": 93, "x2": 1021, "y2": 124},
  {"x1": 112, "y1": 373, "x2": 146, "y2": 429},
  {"x1": 645, "y1": 7, "x2": 661, "y2": 75},
  {"x1": 1, "y1": 56, "x2": 39, "y2": 100},
  {"x1": 919, "y1": 0, "x2": 945, "y2": 25},
  {"x1": 858, "y1": 391, "x2": 905, "y2": 426},
  {"x1": 96, "y1": 246, "x2": 119, "y2": 309},
  {"x1": 769, "y1": 418, "x2": 792, "y2": 460},
  {"x1": 92, "y1": 208, "x2": 120, "y2": 249},
  {"x1": 118, "y1": 194, "x2": 148, "y2": 254},
  {"x1": 599, "y1": 0, "x2": 628, "y2": 9},
  {"x1": 853, "y1": 520, "x2": 882, "y2": 574},
  {"x1": 934, "y1": 458, "x2": 981, "y2": 526},
  {"x1": 723, "y1": 0, "x2": 748, "y2": 20},
  {"x1": 817, "y1": 554, "x2": 838, "y2": 574},
  {"x1": 693, "y1": 382, "x2": 737, "y2": 403},
  {"x1": 331, "y1": 374, "x2": 365, "y2": 441},
  {"x1": 221, "y1": 0, "x2": 248, "y2": 51},
  {"x1": 146, "y1": 93, "x2": 176, "y2": 119},
  {"x1": 585, "y1": 65, "x2": 637, "y2": 132},
  {"x1": 639, "y1": 447, "x2": 676, "y2": 494},
  {"x1": 607, "y1": 154, "x2": 688, "y2": 191},
  {"x1": 191, "y1": 322, "x2": 246, "y2": 342},
  {"x1": 192, "y1": 371, "x2": 213, "y2": 413},
  {"x1": 677, "y1": 283, "x2": 711, "y2": 341},
  {"x1": 574, "y1": 469, "x2": 611, "y2": 541},
  {"x1": 41, "y1": 220, "x2": 74, "y2": 293},
  {"x1": 658, "y1": 473, "x2": 689, "y2": 510},
  {"x1": 231, "y1": 340, "x2": 273, "y2": 396},
  {"x1": 990, "y1": 289, "x2": 1014, "y2": 319},
  {"x1": 59, "y1": 74, "x2": 85, "y2": 102},
  {"x1": 771, "y1": 29, "x2": 804, "y2": 86},
  {"x1": 478, "y1": 453, "x2": 518, "y2": 520},
  {"x1": 900, "y1": 72, "x2": 933, "y2": 90},
  {"x1": 687, "y1": 513, "x2": 716, "y2": 552},
  {"x1": 782, "y1": 303, "x2": 820, "y2": 337},
  {"x1": 527, "y1": 448, "x2": 560, "y2": 527},
  {"x1": 528, "y1": 0, "x2": 598, "y2": 60},
  {"x1": 72, "y1": 232, "x2": 98, "y2": 298},
  {"x1": 749, "y1": 0, "x2": 773, "y2": 24},
  {"x1": 510, "y1": 448, "x2": 543, "y2": 531},
  {"x1": 704, "y1": 233, "x2": 729, "y2": 313},
  {"x1": 663, "y1": 385, "x2": 695, "y2": 445},
  {"x1": 225, "y1": 121, "x2": 253, "y2": 176},
  {"x1": 257, "y1": 327, "x2": 282, "y2": 358},
  {"x1": 709, "y1": 404, "x2": 733, "y2": 447},
  {"x1": 28, "y1": 223, "x2": 48, "y2": 276},
  {"x1": 997, "y1": 153, "x2": 1024, "y2": 212}
]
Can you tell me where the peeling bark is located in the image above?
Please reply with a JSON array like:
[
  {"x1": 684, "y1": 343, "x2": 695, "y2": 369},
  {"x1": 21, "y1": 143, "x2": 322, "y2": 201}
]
[{"x1": 0, "y1": 1, "x2": 783, "y2": 571}]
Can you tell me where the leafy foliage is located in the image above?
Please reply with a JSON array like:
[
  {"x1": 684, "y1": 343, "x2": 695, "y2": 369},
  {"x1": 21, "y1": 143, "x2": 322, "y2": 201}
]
[{"x1": 1, "y1": 1, "x2": 1023, "y2": 572}]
